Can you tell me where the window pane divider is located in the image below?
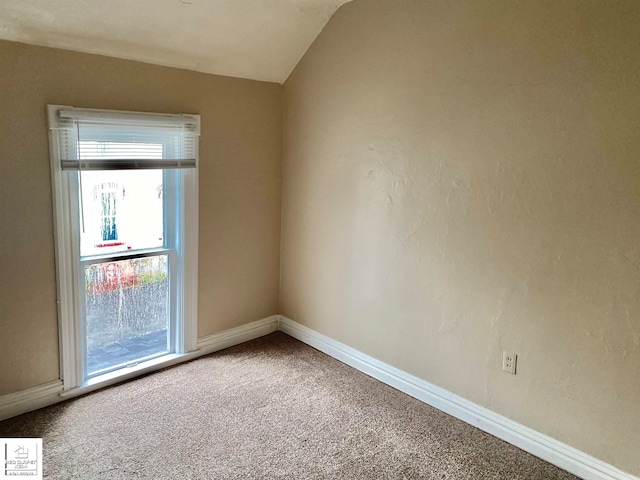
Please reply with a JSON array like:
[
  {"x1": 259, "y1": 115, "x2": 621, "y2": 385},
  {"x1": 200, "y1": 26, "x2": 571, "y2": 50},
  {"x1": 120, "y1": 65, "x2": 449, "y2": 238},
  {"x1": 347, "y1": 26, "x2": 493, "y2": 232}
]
[{"x1": 80, "y1": 247, "x2": 173, "y2": 266}]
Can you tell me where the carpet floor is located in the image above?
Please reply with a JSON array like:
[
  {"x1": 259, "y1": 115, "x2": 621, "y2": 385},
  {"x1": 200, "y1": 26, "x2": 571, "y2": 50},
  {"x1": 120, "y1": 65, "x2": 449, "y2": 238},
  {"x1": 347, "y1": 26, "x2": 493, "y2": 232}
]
[{"x1": 0, "y1": 332, "x2": 579, "y2": 479}]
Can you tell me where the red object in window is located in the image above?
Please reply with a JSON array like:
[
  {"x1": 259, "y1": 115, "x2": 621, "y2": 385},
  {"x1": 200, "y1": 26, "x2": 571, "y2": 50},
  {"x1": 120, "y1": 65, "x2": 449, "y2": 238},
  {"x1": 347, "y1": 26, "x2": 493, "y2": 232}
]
[
  {"x1": 89, "y1": 261, "x2": 137, "y2": 294},
  {"x1": 95, "y1": 241, "x2": 125, "y2": 248}
]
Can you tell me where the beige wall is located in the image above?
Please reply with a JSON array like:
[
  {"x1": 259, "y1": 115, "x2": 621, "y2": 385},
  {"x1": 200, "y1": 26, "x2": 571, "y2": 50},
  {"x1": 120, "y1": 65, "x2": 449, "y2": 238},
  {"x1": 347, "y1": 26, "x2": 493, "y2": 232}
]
[
  {"x1": 0, "y1": 40, "x2": 282, "y2": 395},
  {"x1": 281, "y1": 0, "x2": 640, "y2": 475},
  {"x1": 3, "y1": 1, "x2": 640, "y2": 474}
]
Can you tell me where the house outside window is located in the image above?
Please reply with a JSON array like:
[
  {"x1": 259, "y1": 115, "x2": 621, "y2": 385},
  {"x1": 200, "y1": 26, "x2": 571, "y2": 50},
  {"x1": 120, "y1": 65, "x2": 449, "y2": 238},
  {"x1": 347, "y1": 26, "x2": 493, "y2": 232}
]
[{"x1": 100, "y1": 189, "x2": 118, "y2": 241}]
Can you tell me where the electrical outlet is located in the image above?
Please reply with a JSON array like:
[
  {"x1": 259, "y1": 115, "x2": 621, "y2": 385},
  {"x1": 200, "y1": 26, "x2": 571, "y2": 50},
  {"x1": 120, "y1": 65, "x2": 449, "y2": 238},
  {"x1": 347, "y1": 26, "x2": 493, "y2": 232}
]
[{"x1": 502, "y1": 351, "x2": 517, "y2": 375}]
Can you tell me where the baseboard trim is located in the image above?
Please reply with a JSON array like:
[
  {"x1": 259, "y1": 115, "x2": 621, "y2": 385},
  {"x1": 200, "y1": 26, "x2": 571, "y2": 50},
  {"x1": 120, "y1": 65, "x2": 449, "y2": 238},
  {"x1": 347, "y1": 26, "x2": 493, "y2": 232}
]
[
  {"x1": 1, "y1": 315, "x2": 280, "y2": 421},
  {"x1": 2, "y1": 315, "x2": 634, "y2": 480},
  {"x1": 278, "y1": 316, "x2": 637, "y2": 480},
  {"x1": 197, "y1": 315, "x2": 279, "y2": 353},
  {"x1": 0, "y1": 380, "x2": 65, "y2": 421}
]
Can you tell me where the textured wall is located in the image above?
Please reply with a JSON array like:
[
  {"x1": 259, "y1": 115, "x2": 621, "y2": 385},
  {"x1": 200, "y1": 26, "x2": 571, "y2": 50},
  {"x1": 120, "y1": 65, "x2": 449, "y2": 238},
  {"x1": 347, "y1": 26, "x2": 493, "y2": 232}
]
[
  {"x1": 0, "y1": 40, "x2": 282, "y2": 395},
  {"x1": 281, "y1": 0, "x2": 640, "y2": 475}
]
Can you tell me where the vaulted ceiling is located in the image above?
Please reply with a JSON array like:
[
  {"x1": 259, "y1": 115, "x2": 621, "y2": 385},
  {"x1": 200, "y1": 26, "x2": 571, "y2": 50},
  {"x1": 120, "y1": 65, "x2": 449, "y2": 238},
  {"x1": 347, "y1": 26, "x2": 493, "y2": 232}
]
[{"x1": 0, "y1": 0, "x2": 351, "y2": 83}]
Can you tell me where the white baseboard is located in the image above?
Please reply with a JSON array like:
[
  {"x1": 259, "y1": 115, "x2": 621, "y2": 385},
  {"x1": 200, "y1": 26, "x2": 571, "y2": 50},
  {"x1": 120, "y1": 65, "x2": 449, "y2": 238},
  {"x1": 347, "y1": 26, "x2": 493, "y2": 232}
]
[
  {"x1": 2, "y1": 314, "x2": 635, "y2": 480},
  {"x1": 0, "y1": 380, "x2": 65, "y2": 421},
  {"x1": 278, "y1": 316, "x2": 637, "y2": 480},
  {"x1": 197, "y1": 315, "x2": 279, "y2": 353},
  {"x1": 0, "y1": 315, "x2": 280, "y2": 421}
]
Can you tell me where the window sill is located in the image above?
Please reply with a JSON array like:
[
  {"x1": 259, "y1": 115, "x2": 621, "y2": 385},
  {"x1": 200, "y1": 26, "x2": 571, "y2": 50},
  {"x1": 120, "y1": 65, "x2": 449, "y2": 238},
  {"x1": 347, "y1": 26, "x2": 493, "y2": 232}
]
[{"x1": 59, "y1": 352, "x2": 195, "y2": 400}]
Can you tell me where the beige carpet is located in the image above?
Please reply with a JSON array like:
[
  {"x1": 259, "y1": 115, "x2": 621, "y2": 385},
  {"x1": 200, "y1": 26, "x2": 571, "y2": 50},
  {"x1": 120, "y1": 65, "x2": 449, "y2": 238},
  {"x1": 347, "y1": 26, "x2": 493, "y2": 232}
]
[{"x1": 0, "y1": 332, "x2": 578, "y2": 479}]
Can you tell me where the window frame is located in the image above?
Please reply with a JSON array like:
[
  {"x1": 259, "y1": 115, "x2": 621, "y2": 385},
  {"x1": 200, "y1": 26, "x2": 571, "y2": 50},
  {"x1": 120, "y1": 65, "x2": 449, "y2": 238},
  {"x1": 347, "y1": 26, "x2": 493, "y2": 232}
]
[{"x1": 48, "y1": 105, "x2": 199, "y2": 392}]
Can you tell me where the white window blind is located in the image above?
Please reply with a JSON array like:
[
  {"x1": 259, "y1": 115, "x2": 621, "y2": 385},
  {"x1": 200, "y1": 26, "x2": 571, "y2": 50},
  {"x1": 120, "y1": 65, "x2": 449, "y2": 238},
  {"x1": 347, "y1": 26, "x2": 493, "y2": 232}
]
[{"x1": 48, "y1": 106, "x2": 200, "y2": 170}]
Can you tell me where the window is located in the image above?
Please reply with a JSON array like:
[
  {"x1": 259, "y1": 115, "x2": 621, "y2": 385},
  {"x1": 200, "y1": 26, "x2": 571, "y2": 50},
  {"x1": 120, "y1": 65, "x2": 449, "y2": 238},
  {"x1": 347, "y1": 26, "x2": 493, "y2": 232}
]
[
  {"x1": 48, "y1": 105, "x2": 199, "y2": 391},
  {"x1": 100, "y1": 190, "x2": 118, "y2": 241}
]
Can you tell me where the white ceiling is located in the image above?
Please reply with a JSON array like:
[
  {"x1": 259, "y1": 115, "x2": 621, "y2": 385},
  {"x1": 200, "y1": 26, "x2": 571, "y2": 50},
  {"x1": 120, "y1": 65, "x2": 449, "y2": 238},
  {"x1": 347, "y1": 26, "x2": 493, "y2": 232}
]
[{"x1": 0, "y1": 0, "x2": 351, "y2": 83}]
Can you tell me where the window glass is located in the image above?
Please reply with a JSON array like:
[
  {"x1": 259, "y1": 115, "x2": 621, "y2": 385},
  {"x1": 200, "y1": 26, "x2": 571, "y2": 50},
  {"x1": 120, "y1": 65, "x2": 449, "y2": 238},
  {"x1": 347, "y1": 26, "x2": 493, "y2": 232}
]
[
  {"x1": 85, "y1": 255, "x2": 169, "y2": 375},
  {"x1": 79, "y1": 169, "x2": 164, "y2": 257}
]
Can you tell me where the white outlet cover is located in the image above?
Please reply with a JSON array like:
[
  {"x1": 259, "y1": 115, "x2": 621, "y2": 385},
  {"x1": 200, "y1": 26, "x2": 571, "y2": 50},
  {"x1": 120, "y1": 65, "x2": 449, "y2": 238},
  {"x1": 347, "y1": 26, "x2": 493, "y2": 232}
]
[{"x1": 502, "y1": 351, "x2": 517, "y2": 375}]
